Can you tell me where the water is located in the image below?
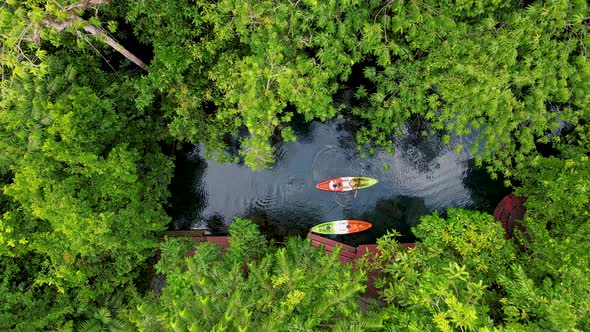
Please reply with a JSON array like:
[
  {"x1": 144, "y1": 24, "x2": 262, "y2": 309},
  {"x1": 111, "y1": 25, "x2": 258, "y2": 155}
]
[{"x1": 166, "y1": 118, "x2": 508, "y2": 245}]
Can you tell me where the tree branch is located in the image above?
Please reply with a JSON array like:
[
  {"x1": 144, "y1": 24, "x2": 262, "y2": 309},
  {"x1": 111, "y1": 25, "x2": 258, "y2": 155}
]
[
  {"x1": 82, "y1": 23, "x2": 148, "y2": 71},
  {"x1": 42, "y1": 17, "x2": 77, "y2": 31},
  {"x1": 64, "y1": 0, "x2": 109, "y2": 12},
  {"x1": 42, "y1": 15, "x2": 148, "y2": 71}
]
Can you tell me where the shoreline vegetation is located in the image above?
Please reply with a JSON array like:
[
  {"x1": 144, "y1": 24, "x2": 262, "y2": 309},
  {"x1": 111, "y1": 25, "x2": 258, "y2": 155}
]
[{"x1": 1, "y1": 0, "x2": 588, "y2": 330}]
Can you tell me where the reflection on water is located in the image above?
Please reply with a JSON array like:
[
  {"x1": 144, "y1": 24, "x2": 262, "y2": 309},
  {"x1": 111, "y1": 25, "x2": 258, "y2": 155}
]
[{"x1": 166, "y1": 118, "x2": 509, "y2": 245}]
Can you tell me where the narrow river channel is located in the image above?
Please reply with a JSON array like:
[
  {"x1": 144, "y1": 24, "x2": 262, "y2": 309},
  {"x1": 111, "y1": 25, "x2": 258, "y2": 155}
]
[{"x1": 167, "y1": 118, "x2": 509, "y2": 245}]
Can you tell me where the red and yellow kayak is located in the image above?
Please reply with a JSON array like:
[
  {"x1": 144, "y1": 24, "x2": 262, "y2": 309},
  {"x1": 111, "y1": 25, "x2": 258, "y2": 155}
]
[
  {"x1": 310, "y1": 220, "x2": 372, "y2": 235},
  {"x1": 315, "y1": 177, "x2": 378, "y2": 192}
]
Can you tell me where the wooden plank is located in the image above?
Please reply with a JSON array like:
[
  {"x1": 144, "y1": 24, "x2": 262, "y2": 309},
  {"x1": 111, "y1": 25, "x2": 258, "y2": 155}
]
[
  {"x1": 190, "y1": 237, "x2": 208, "y2": 242},
  {"x1": 356, "y1": 244, "x2": 378, "y2": 258},
  {"x1": 339, "y1": 255, "x2": 355, "y2": 264},
  {"x1": 160, "y1": 230, "x2": 207, "y2": 238},
  {"x1": 205, "y1": 236, "x2": 230, "y2": 249},
  {"x1": 311, "y1": 241, "x2": 357, "y2": 259},
  {"x1": 307, "y1": 233, "x2": 356, "y2": 253},
  {"x1": 334, "y1": 247, "x2": 357, "y2": 259},
  {"x1": 307, "y1": 232, "x2": 356, "y2": 252},
  {"x1": 356, "y1": 243, "x2": 415, "y2": 258},
  {"x1": 310, "y1": 239, "x2": 327, "y2": 248}
]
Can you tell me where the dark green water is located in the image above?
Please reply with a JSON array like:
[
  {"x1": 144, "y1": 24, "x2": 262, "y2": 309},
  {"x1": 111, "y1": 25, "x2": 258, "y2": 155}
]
[{"x1": 167, "y1": 118, "x2": 508, "y2": 245}]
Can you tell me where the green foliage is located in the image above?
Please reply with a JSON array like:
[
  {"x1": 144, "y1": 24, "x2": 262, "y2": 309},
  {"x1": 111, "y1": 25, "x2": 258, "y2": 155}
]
[
  {"x1": 125, "y1": 0, "x2": 387, "y2": 169},
  {"x1": 79, "y1": 307, "x2": 128, "y2": 332},
  {"x1": 131, "y1": 219, "x2": 369, "y2": 331},
  {"x1": 0, "y1": 32, "x2": 173, "y2": 331},
  {"x1": 359, "y1": 209, "x2": 518, "y2": 331},
  {"x1": 0, "y1": 166, "x2": 77, "y2": 330},
  {"x1": 510, "y1": 146, "x2": 590, "y2": 330},
  {"x1": 225, "y1": 217, "x2": 268, "y2": 265},
  {"x1": 361, "y1": 203, "x2": 590, "y2": 331},
  {"x1": 78, "y1": 291, "x2": 133, "y2": 332},
  {"x1": 126, "y1": 0, "x2": 589, "y2": 173},
  {"x1": 354, "y1": 0, "x2": 589, "y2": 175},
  {"x1": 414, "y1": 210, "x2": 518, "y2": 276},
  {"x1": 1, "y1": 54, "x2": 172, "y2": 295},
  {"x1": 1, "y1": 1, "x2": 589, "y2": 330}
]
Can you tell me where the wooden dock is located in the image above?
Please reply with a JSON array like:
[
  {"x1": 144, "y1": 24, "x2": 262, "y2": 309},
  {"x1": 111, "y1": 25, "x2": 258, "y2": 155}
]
[
  {"x1": 157, "y1": 230, "x2": 415, "y2": 265},
  {"x1": 307, "y1": 232, "x2": 415, "y2": 264},
  {"x1": 493, "y1": 193, "x2": 527, "y2": 239},
  {"x1": 152, "y1": 231, "x2": 415, "y2": 298},
  {"x1": 156, "y1": 230, "x2": 230, "y2": 261},
  {"x1": 307, "y1": 232, "x2": 416, "y2": 299},
  {"x1": 160, "y1": 230, "x2": 230, "y2": 247}
]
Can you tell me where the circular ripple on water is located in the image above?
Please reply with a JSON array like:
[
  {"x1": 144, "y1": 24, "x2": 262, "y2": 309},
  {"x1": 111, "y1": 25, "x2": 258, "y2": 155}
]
[
  {"x1": 281, "y1": 175, "x2": 306, "y2": 202},
  {"x1": 273, "y1": 144, "x2": 287, "y2": 164},
  {"x1": 253, "y1": 192, "x2": 275, "y2": 210},
  {"x1": 311, "y1": 146, "x2": 353, "y2": 181},
  {"x1": 334, "y1": 191, "x2": 355, "y2": 208}
]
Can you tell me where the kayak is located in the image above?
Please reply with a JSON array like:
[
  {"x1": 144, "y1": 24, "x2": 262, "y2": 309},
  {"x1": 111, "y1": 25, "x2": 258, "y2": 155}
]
[
  {"x1": 315, "y1": 177, "x2": 378, "y2": 192},
  {"x1": 310, "y1": 220, "x2": 372, "y2": 235}
]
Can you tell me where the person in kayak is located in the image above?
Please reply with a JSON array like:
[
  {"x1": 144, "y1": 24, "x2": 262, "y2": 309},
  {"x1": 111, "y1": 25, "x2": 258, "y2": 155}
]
[
  {"x1": 340, "y1": 178, "x2": 357, "y2": 191},
  {"x1": 330, "y1": 180, "x2": 341, "y2": 190},
  {"x1": 327, "y1": 178, "x2": 358, "y2": 191}
]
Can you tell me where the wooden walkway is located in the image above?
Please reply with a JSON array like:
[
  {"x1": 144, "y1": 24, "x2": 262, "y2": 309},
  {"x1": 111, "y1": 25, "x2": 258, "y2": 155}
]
[
  {"x1": 153, "y1": 231, "x2": 415, "y2": 298},
  {"x1": 493, "y1": 193, "x2": 527, "y2": 239},
  {"x1": 156, "y1": 230, "x2": 230, "y2": 260},
  {"x1": 160, "y1": 230, "x2": 230, "y2": 247},
  {"x1": 307, "y1": 232, "x2": 416, "y2": 299},
  {"x1": 157, "y1": 230, "x2": 416, "y2": 266},
  {"x1": 307, "y1": 232, "x2": 415, "y2": 264}
]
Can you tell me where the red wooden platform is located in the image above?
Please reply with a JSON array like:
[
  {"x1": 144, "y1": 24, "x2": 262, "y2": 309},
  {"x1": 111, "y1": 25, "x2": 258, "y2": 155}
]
[
  {"x1": 307, "y1": 232, "x2": 415, "y2": 264},
  {"x1": 308, "y1": 232, "x2": 358, "y2": 264},
  {"x1": 307, "y1": 232, "x2": 416, "y2": 298},
  {"x1": 493, "y1": 193, "x2": 527, "y2": 238},
  {"x1": 156, "y1": 233, "x2": 230, "y2": 261},
  {"x1": 154, "y1": 231, "x2": 417, "y2": 298}
]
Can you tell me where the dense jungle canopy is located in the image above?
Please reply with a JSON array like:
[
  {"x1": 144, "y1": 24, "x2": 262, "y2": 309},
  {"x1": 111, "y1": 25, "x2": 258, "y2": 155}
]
[{"x1": 0, "y1": 0, "x2": 589, "y2": 330}]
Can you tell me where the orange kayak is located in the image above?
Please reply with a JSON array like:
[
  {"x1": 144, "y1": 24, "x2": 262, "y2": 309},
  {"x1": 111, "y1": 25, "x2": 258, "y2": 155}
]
[
  {"x1": 310, "y1": 220, "x2": 372, "y2": 235},
  {"x1": 315, "y1": 177, "x2": 378, "y2": 192}
]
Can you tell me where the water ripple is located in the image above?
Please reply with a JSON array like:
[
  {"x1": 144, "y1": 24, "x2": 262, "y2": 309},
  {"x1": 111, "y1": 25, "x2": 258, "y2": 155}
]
[
  {"x1": 254, "y1": 192, "x2": 274, "y2": 210},
  {"x1": 281, "y1": 175, "x2": 305, "y2": 202},
  {"x1": 274, "y1": 144, "x2": 287, "y2": 164},
  {"x1": 335, "y1": 192, "x2": 355, "y2": 208},
  {"x1": 168, "y1": 118, "x2": 509, "y2": 245}
]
